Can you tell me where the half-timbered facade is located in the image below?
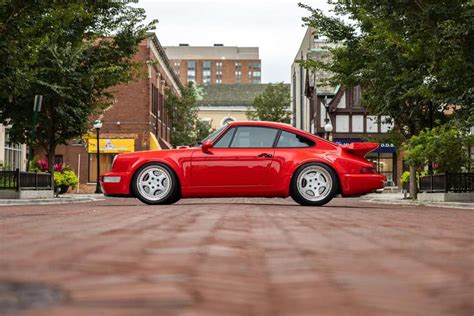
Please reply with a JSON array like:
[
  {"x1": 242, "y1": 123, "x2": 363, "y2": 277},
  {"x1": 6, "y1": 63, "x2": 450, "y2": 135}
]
[{"x1": 313, "y1": 86, "x2": 401, "y2": 186}]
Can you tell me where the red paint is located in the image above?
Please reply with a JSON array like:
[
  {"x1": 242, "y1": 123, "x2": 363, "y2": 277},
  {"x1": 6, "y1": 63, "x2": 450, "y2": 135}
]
[{"x1": 100, "y1": 121, "x2": 385, "y2": 199}]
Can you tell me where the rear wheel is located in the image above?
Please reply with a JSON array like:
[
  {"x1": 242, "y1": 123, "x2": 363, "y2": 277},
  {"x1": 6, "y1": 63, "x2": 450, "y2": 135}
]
[
  {"x1": 132, "y1": 163, "x2": 180, "y2": 205},
  {"x1": 290, "y1": 163, "x2": 337, "y2": 206}
]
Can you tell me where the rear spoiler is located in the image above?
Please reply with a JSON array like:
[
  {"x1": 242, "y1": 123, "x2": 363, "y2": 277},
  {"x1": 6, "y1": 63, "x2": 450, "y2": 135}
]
[{"x1": 340, "y1": 142, "x2": 379, "y2": 158}]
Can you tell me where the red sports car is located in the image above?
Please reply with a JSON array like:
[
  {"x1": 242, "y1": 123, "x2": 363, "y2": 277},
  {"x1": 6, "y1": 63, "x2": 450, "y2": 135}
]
[{"x1": 100, "y1": 121, "x2": 385, "y2": 206}]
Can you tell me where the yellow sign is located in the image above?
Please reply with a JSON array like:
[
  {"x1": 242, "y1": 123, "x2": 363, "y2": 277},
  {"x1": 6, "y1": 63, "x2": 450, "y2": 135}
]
[{"x1": 88, "y1": 138, "x2": 135, "y2": 153}]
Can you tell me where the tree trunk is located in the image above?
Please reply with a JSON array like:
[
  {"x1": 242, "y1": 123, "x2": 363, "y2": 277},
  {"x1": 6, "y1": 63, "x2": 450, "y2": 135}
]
[
  {"x1": 46, "y1": 144, "x2": 56, "y2": 174},
  {"x1": 409, "y1": 165, "x2": 417, "y2": 199}
]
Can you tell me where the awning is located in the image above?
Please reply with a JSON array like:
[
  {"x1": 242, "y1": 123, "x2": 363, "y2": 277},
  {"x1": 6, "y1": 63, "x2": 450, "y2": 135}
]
[{"x1": 149, "y1": 132, "x2": 161, "y2": 150}]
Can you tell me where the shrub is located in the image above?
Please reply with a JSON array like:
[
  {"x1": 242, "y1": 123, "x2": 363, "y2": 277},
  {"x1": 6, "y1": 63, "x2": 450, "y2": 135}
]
[{"x1": 54, "y1": 170, "x2": 79, "y2": 188}]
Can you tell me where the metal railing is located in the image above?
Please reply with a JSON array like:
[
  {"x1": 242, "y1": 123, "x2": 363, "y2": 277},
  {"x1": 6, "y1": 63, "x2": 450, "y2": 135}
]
[
  {"x1": 0, "y1": 169, "x2": 52, "y2": 191},
  {"x1": 419, "y1": 173, "x2": 474, "y2": 193}
]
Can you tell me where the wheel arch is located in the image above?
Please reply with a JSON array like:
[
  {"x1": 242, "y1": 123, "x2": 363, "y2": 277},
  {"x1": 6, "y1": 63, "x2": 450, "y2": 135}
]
[
  {"x1": 290, "y1": 160, "x2": 342, "y2": 195},
  {"x1": 129, "y1": 160, "x2": 182, "y2": 198}
]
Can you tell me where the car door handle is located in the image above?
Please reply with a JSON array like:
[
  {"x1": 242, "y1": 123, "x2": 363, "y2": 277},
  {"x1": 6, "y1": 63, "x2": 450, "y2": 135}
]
[{"x1": 257, "y1": 153, "x2": 273, "y2": 158}]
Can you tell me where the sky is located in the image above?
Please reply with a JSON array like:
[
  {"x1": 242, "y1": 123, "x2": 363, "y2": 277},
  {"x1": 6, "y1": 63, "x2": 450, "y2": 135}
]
[{"x1": 134, "y1": 0, "x2": 332, "y2": 83}]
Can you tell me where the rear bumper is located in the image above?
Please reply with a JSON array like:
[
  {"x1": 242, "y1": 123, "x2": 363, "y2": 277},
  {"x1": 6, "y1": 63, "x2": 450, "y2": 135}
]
[
  {"x1": 340, "y1": 173, "x2": 385, "y2": 197},
  {"x1": 99, "y1": 171, "x2": 132, "y2": 197}
]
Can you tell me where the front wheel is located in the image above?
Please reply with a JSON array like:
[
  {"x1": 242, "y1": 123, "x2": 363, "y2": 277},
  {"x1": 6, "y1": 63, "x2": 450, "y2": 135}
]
[
  {"x1": 132, "y1": 163, "x2": 180, "y2": 205},
  {"x1": 290, "y1": 163, "x2": 338, "y2": 206}
]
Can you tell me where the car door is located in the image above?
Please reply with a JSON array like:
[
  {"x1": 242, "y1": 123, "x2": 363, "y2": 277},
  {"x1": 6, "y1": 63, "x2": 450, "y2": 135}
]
[{"x1": 190, "y1": 126, "x2": 278, "y2": 193}]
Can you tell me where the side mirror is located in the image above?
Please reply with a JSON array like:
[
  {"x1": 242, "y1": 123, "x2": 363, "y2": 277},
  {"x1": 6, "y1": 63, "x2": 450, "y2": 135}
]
[{"x1": 201, "y1": 139, "x2": 213, "y2": 152}]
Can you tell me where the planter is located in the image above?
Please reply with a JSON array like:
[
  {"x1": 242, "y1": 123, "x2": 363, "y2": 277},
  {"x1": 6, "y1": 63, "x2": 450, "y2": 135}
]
[{"x1": 55, "y1": 185, "x2": 69, "y2": 195}]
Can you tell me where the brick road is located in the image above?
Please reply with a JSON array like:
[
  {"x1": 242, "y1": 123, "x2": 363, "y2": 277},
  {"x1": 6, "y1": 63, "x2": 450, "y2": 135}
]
[{"x1": 0, "y1": 197, "x2": 473, "y2": 316}]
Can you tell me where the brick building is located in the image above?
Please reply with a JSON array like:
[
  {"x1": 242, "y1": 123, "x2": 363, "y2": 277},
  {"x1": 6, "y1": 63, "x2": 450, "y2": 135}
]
[
  {"x1": 47, "y1": 33, "x2": 182, "y2": 188},
  {"x1": 164, "y1": 44, "x2": 261, "y2": 85}
]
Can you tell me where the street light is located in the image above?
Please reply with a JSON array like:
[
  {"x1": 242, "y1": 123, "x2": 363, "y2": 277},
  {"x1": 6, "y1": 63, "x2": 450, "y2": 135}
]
[
  {"x1": 93, "y1": 119, "x2": 103, "y2": 194},
  {"x1": 27, "y1": 95, "x2": 43, "y2": 171},
  {"x1": 321, "y1": 95, "x2": 333, "y2": 140}
]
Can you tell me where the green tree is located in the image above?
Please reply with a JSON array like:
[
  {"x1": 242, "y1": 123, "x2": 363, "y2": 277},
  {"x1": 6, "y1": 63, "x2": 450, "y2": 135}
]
[
  {"x1": 247, "y1": 83, "x2": 291, "y2": 123},
  {"x1": 299, "y1": 0, "x2": 474, "y2": 197},
  {"x1": 404, "y1": 125, "x2": 473, "y2": 174},
  {"x1": 196, "y1": 120, "x2": 213, "y2": 143},
  {"x1": 0, "y1": 2, "x2": 156, "y2": 172},
  {"x1": 165, "y1": 83, "x2": 200, "y2": 147}
]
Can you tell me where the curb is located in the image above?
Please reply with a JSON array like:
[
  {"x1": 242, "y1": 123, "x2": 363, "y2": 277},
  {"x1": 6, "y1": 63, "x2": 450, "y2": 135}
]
[
  {"x1": 362, "y1": 197, "x2": 474, "y2": 210},
  {"x1": 0, "y1": 196, "x2": 104, "y2": 206}
]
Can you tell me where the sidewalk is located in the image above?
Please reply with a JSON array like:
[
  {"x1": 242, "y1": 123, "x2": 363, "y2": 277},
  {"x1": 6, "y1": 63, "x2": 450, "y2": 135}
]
[
  {"x1": 0, "y1": 194, "x2": 104, "y2": 206},
  {"x1": 361, "y1": 192, "x2": 474, "y2": 209}
]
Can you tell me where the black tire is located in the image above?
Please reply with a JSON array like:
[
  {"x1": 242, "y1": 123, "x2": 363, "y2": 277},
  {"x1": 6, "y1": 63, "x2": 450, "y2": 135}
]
[
  {"x1": 290, "y1": 162, "x2": 338, "y2": 206},
  {"x1": 131, "y1": 163, "x2": 180, "y2": 205}
]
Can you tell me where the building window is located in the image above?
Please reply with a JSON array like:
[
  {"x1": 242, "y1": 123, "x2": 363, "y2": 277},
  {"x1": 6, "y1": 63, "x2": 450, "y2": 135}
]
[
  {"x1": 187, "y1": 61, "x2": 196, "y2": 83},
  {"x1": 221, "y1": 117, "x2": 235, "y2": 126},
  {"x1": 352, "y1": 115, "x2": 364, "y2": 133},
  {"x1": 3, "y1": 130, "x2": 24, "y2": 171},
  {"x1": 235, "y1": 62, "x2": 242, "y2": 83},
  {"x1": 380, "y1": 116, "x2": 393, "y2": 133},
  {"x1": 366, "y1": 153, "x2": 395, "y2": 186},
  {"x1": 173, "y1": 62, "x2": 180, "y2": 77},
  {"x1": 366, "y1": 115, "x2": 378, "y2": 133},
  {"x1": 216, "y1": 62, "x2": 223, "y2": 84},
  {"x1": 335, "y1": 115, "x2": 349, "y2": 132},
  {"x1": 249, "y1": 63, "x2": 261, "y2": 83},
  {"x1": 203, "y1": 61, "x2": 211, "y2": 85}
]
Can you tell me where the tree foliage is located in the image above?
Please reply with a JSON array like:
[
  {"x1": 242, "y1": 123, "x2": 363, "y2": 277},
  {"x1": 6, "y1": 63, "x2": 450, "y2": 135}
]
[
  {"x1": 247, "y1": 83, "x2": 291, "y2": 123},
  {"x1": 165, "y1": 83, "x2": 201, "y2": 147},
  {"x1": 403, "y1": 125, "x2": 473, "y2": 173},
  {"x1": 299, "y1": 0, "x2": 474, "y2": 136},
  {"x1": 0, "y1": 2, "x2": 156, "y2": 171}
]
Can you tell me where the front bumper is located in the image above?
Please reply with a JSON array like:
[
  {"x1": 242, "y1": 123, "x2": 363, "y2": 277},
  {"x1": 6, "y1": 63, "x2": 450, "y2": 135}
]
[
  {"x1": 100, "y1": 171, "x2": 132, "y2": 197},
  {"x1": 340, "y1": 173, "x2": 386, "y2": 196}
]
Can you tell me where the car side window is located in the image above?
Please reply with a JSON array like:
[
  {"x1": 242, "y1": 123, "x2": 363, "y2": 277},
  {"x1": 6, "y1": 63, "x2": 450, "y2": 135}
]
[
  {"x1": 276, "y1": 131, "x2": 315, "y2": 148},
  {"x1": 213, "y1": 127, "x2": 236, "y2": 148},
  {"x1": 230, "y1": 127, "x2": 278, "y2": 148}
]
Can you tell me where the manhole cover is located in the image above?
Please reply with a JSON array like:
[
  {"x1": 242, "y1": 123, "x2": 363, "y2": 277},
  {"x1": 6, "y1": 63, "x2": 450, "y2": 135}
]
[{"x1": 0, "y1": 281, "x2": 64, "y2": 311}]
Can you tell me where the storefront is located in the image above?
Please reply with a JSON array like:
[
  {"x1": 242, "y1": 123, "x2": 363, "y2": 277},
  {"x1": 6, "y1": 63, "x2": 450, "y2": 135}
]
[
  {"x1": 334, "y1": 138, "x2": 398, "y2": 186},
  {"x1": 87, "y1": 138, "x2": 134, "y2": 182}
]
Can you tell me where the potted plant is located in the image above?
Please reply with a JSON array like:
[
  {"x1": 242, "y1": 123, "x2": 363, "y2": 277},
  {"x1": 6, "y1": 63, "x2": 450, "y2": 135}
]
[
  {"x1": 35, "y1": 159, "x2": 78, "y2": 194},
  {"x1": 54, "y1": 169, "x2": 79, "y2": 194}
]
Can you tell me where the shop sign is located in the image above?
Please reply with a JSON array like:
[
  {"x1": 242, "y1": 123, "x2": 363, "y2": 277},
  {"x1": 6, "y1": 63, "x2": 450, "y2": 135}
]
[{"x1": 88, "y1": 138, "x2": 135, "y2": 153}]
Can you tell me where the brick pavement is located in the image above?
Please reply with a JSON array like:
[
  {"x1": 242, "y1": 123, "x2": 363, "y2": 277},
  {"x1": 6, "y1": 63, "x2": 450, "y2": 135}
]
[{"x1": 0, "y1": 197, "x2": 473, "y2": 316}]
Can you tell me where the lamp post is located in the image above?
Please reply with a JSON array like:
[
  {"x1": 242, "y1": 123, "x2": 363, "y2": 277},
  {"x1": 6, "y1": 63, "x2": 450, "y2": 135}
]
[
  {"x1": 93, "y1": 119, "x2": 103, "y2": 194},
  {"x1": 27, "y1": 95, "x2": 43, "y2": 171},
  {"x1": 322, "y1": 95, "x2": 333, "y2": 140}
]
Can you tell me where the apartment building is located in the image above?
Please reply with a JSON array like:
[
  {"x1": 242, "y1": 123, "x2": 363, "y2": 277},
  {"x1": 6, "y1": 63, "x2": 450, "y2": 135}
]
[{"x1": 164, "y1": 44, "x2": 261, "y2": 85}]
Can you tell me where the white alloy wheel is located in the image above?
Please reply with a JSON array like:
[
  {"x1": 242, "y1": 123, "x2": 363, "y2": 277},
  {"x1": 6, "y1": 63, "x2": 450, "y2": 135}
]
[
  {"x1": 296, "y1": 165, "x2": 333, "y2": 202},
  {"x1": 136, "y1": 165, "x2": 172, "y2": 202}
]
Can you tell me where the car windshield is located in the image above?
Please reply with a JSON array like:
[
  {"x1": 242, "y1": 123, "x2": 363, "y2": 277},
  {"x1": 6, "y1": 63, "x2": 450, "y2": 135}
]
[{"x1": 198, "y1": 125, "x2": 227, "y2": 145}]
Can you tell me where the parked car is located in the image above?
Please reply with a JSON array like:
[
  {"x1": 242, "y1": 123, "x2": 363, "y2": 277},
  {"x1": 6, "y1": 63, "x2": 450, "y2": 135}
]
[{"x1": 100, "y1": 121, "x2": 385, "y2": 206}]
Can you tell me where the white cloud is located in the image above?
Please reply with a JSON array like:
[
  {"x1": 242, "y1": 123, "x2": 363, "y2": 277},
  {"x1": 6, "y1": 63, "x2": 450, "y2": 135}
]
[{"x1": 134, "y1": 0, "x2": 332, "y2": 83}]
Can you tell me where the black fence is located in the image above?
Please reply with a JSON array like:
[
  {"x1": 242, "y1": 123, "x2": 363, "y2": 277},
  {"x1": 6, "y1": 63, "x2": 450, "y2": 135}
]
[
  {"x1": 419, "y1": 173, "x2": 474, "y2": 193},
  {"x1": 0, "y1": 169, "x2": 52, "y2": 191}
]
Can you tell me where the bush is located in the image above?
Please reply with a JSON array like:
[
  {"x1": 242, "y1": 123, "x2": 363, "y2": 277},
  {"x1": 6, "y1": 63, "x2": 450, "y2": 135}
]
[
  {"x1": 403, "y1": 125, "x2": 473, "y2": 173},
  {"x1": 54, "y1": 170, "x2": 79, "y2": 188}
]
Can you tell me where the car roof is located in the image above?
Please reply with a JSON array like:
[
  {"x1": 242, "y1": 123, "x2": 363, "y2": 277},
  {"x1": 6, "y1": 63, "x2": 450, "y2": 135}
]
[
  {"x1": 224, "y1": 121, "x2": 337, "y2": 148},
  {"x1": 227, "y1": 121, "x2": 295, "y2": 130}
]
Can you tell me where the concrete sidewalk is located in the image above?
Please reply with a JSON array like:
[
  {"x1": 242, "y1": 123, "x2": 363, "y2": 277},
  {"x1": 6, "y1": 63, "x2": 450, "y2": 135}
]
[
  {"x1": 361, "y1": 192, "x2": 474, "y2": 209},
  {"x1": 0, "y1": 194, "x2": 104, "y2": 206}
]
